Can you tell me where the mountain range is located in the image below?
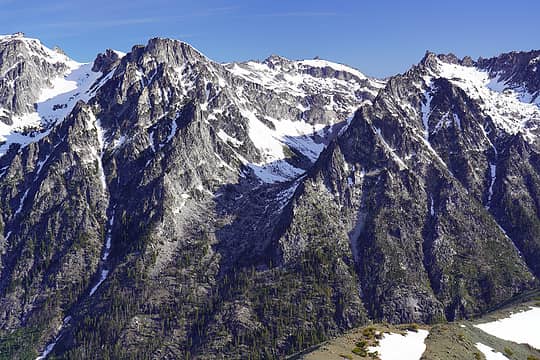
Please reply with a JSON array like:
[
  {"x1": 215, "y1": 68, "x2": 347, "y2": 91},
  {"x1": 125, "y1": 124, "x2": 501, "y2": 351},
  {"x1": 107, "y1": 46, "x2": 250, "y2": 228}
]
[{"x1": 0, "y1": 32, "x2": 539, "y2": 359}]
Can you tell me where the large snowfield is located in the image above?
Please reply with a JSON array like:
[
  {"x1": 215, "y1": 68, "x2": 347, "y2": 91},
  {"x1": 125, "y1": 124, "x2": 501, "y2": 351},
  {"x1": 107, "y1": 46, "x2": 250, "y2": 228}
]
[{"x1": 475, "y1": 306, "x2": 540, "y2": 349}]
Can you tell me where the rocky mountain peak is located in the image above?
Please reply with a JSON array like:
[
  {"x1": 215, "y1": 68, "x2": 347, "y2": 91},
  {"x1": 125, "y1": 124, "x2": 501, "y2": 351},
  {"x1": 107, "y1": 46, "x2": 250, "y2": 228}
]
[
  {"x1": 0, "y1": 33, "x2": 80, "y2": 128},
  {"x1": 142, "y1": 37, "x2": 210, "y2": 66},
  {"x1": 436, "y1": 53, "x2": 462, "y2": 65},
  {"x1": 52, "y1": 45, "x2": 66, "y2": 55},
  {"x1": 419, "y1": 50, "x2": 440, "y2": 70},
  {"x1": 263, "y1": 54, "x2": 292, "y2": 69},
  {"x1": 92, "y1": 49, "x2": 123, "y2": 73},
  {"x1": 420, "y1": 51, "x2": 475, "y2": 73}
]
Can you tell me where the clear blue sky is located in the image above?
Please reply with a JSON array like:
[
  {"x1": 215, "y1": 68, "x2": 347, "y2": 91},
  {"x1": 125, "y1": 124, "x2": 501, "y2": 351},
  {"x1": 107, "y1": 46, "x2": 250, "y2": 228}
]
[{"x1": 1, "y1": 0, "x2": 539, "y2": 78}]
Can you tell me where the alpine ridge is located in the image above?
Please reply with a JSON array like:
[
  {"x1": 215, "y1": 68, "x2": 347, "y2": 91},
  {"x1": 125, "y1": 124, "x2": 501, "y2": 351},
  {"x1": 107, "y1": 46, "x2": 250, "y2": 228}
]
[{"x1": 0, "y1": 34, "x2": 538, "y2": 359}]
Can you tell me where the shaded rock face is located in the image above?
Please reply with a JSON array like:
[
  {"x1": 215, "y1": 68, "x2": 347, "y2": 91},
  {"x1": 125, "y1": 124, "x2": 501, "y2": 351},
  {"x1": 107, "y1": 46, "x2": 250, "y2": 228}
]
[
  {"x1": 91, "y1": 49, "x2": 121, "y2": 73},
  {"x1": 308, "y1": 52, "x2": 540, "y2": 326},
  {"x1": 0, "y1": 34, "x2": 538, "y2": 359}
]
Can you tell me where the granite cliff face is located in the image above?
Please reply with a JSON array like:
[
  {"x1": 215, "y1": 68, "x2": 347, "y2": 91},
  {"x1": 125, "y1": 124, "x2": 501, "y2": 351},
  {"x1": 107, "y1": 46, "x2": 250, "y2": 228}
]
[{"x1": 0, "y1": 34, "x2": 538, "y2": 359}]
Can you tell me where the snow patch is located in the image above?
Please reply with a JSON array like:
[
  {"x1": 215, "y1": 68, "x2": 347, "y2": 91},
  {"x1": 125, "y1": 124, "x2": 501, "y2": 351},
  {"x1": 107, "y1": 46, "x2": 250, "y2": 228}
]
[
  {"x1": 35, "y1": 339, "x2": 57, "y2": 360},
  {"x1": 34, "y1": 315, "x2": 71, "y2": 359},
  {"x1": 85, "y1": 114, "x2": 114, "y2": 298},
  {"x1": 418, "y1": 87, "x2": 450, "y2": 168},
  {"x1": 89, "y1": 269, "x2": 110, "y2": 296},
  {"x1": 374, "y1": 127, "x2": 407, "y2": 170},
  {"x1": 368, "y1": 329, "x2": 429, "y2": 360},
  {"x1": 475, "y1": 343, "x2": 507, "y2": 360},
  {"x1": 217, "y1": 129, "x2": 243, "y2": 147},
  {"x1": 482, "y1": 125, "x2": 499, "y2": 209},
  {"x1": 112, "y1": 50, "x2": 127, "y2": 58},
  {"x1": 453, "y1": 113, "x2": 461, "y2": 131},
  {"x1": 487, "y1": 163, "x2": 497, "y2": 208},
  {"x1": 102, "y1": 212, "x2": 115, "y2": 261},
  {"x1": 298, "y1": 59, "x2": 367, "y2": 79},
  {"x1": 239, "y1": 108, "x2": 320, "y2": 183},
  {"x1": 164, "y1": 119, "x2": 178, "y2": 146},
  {"x1": 421, "y1": 88, "x2": 433, "y2": 142},
  {"x1": 14, "y1": 189, "x2": 30, "y2": 216},
  {"x1": 275, "y1": 180, "x2": 302, "y2": 209}
]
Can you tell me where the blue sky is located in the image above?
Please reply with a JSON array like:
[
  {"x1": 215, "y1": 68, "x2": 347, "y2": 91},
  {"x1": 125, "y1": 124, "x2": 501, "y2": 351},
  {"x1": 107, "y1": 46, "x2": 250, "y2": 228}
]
[{"x1": 1, "y1": 0, "x2": 539, "y2": 77}]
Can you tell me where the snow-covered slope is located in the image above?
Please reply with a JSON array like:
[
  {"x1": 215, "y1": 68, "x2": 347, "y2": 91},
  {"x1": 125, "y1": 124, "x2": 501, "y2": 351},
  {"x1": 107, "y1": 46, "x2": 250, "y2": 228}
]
[
  {"x1": 0, "y1": 34, "x2": 110, "y2": 156},
  {"x1": 428, "y1": 59, "x2": 540, "y2": 140},
  {"x1": 0, "y1": 63, "x2": 107, "y2": 156},
  {"x1": 223, "y1": 55, "x2": 384, "y2": 182}
]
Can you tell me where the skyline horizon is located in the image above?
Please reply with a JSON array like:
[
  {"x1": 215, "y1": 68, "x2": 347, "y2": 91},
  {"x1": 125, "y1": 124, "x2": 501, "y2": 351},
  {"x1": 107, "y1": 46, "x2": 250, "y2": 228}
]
[
  {"x1": 4, "y1": 30, "x2": 539, "y2": 80},
  {"x1": 1, "y1": 0, "x2": 539, "y2": 78}
]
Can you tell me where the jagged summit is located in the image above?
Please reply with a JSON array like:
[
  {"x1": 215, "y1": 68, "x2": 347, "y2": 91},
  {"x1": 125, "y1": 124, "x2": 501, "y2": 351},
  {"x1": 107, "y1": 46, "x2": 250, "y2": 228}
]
[
  {"x1": 122, "y1": 37, "x2": 216, "y2": 69},
  {"x1": 91, "y1": 48, "x2": 123, "y2": 73},
  {"x1": 263, "y1": 53, "x2": 289, "y2": 63},
  {"x1": 420, "y1": 51, "x2": 475, "y2": 68},
  {"x1": 0, "y1": 32, "x2": 25, "y2": 41}
]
